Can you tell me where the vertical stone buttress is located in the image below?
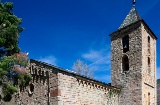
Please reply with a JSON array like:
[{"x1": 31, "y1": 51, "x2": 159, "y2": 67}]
[{"x1": 110, "y1": 6, "x2": 157, "y2": 105}]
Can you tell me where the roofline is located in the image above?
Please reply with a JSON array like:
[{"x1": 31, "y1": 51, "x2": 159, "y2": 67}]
[
  {"x1": 30, "y1": 59, "x2": 120, "y2": 90},
  {"x1": 110, "y1": 19, "x2": 158, "y2": 40},
  {"x1": 141, "y1": 19, "x2": 158, "y2": 39}
]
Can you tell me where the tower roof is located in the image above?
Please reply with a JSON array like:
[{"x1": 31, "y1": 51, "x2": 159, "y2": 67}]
[
  {"x1": 110, "y1": 3, "x2": 157, "y2": 40},
  {"x1": 119, "y1": 6, "x2": 141, "y2": 29}
]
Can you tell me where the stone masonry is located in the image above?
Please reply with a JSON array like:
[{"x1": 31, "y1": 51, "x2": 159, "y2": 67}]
[
  {"x1": 110, "y1": 6, "x2": 157, "y2": 105},
  {"x1": 110, "y1": 21, "x2": 143, "y2": 105},
  {"x1": 141, "y1": 23, "x2": 157, "y2": 105},
  {"x1": 0, "y1": 59, "x2": 120, "y2": 105},
  {"x1": 157, "y1": 79, "x2": 160, "y2": 105}
]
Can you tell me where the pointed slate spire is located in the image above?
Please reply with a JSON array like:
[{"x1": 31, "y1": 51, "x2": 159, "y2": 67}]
[{"x1": 119, "y1": 6, "x2": 141, "y2": 29}]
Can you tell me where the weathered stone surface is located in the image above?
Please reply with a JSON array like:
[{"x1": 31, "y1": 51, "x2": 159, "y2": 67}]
[
  {"x1": 157, "y1": 79, "x2": 160, "y2": 105},
  {"x1": 110, "y1": 19, "x2": 157, "y2": 105},
  {"x1": 50, "y1": 89, "x2": 61, "y2": 97},
  {"x1": 0, "y1": 59, "x2": 119, "y2": 105}
]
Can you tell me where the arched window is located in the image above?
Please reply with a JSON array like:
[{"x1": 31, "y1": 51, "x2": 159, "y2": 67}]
[
  {"x1": 122, "y1": 35, "x2": 129, "y2": 53},
  {"x1": 122, "y1": 55, "x2": 129, "y2": 72}
]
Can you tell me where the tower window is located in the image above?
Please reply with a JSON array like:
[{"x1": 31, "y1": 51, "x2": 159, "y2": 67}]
[
  {"x1": 148, "y1": 57, "x2": 150, "y2": 65},
  {"x1": 148, "y1": 36, "x2": 150, "y2": 43},
  {"x1": 148, "y1": 36, "x2": 150, "y2": 54},
  {"x1": 122, "y1": 35, "x2": 129, "y2": 53},
  {"x1": 148, "y1": 57, "x2": 151, "y2": 74},
  {"x1": 122, "y1": 55, "x2": 129, "y2": 72},
  {"x1": 148, "y1": 92, "x2": 150, "y2": 105}
]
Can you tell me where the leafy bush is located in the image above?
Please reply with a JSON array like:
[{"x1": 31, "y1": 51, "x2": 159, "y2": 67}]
[{"x1": 2, "y1": 83, "x2": 18, "y2": 95}]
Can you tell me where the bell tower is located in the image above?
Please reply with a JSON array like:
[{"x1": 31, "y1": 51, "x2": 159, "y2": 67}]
[{"x1": 110, "y1": 2, "x2": 157, "y2": 105}]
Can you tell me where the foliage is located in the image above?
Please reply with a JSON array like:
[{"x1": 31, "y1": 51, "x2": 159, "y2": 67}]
[
  {"x1": 18, "y1": 73, "x2": 32, "y2": 86},
  {"x1": 0, "y1": 2, "x2": 23, "y2": 57},
  {"x1": 2, "y1": 83, "x2": 18, "y2": 95},
  {"x1": 0, "y1": 2, "x2": 31, "y2": 102},
  {"x1": 72, "y1": 59, "x2": 93, "y2": 78},
  {"x1": 106, "y1": 89, "x2": 120, "y2": 105},
  {"x1": 107, "y1": 89, "x2": 119, "y2": 98},
  {"x1": 0, "y1": 53, "x2": 32, "y2": 99},
  {"x1": 2, "y1": 83, "x2": 18, "y2": 101}
]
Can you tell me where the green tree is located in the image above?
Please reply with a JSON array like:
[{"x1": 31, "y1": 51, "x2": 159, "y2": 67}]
[
  {"x1": 0, "y1": 2, "x2": 32, "y2": 102},
  {"x1": 0, "y1": 2, "x2": 23, "y2": 57}
]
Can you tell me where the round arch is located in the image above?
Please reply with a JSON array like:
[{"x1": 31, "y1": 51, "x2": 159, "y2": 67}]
[{"x1": 122, "y1": 54, "x2": 129, "y2": 72}]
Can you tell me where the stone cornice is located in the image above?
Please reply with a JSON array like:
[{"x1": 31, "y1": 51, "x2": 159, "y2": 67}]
[
  {"x1": 110, "y1": 19, "x2": 157, "y2": 40},
  {"x1": 30, "y1": 59, "x2": 121, "y2": 91}
]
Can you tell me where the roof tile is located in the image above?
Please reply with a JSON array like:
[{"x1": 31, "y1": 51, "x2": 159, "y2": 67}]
[{"x1": 119, "y1": 6, "x2": 141, "y2": 29}]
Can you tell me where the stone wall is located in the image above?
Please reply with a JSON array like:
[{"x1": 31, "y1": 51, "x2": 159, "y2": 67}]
[
  {"x1": 31, "y1": 60, "x2": 120, "y2": 105},
  {"x1": 110, "y1": 20, "x2": 157, "y2": 105},
  {"x1": 110, "y1": 22, "x2": 143, "y2": 105},
  {"x1": 0, "y1": 60, "x2": 59, "y2": 105},
  {"x1": 157, "y1": 79, "x2": 160, "y2": 105},
  {"x1": 57, "y1": 72, "x2": 119, "y2": 105},
  {"x1": 0, "y1": 59, "x2": 120, "y2": 105},
  {"x1": 141, "y1": 23, "x2": 157, "y2": 105}
]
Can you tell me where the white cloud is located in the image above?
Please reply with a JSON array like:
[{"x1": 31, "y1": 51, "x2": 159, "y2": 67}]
[
  {"x1": 157, "y1": 67, "x2": 160, "y2": 79},
  {"x1": 81, "y1": 48, "x2": 112, "y2": 83},
  {"x1": 38, "y1": 55, "x2": 57, "y2": 66},
  {"x1": 82, "y1": 50, "x2": 103, "y2": 62},
  {"x1": 82, "y1": 49, "x2": 110, "y2": 71}
]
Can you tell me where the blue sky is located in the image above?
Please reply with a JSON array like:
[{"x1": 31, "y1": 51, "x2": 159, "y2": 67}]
[{"x1": 2, "y1": 0, "x2": 160, "y2": 83}]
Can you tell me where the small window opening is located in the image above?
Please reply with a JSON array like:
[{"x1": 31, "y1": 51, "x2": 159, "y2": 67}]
[
  {"x1": 148, "y1": 36, "x2": 150, "y2": 54},
  {"x1": 122, "y1": 35, "x2": 129, "y2": 53},
  {"x1": 148, "y1": 36, "x2": 150, "y2": 43},
  {"x1": 148, "y1": 57, "x2": 151, "y2": 74},
  {"x1": 38, "y1": 69, "x2": 41, "y2": 75},
  {"x1": 46, "y1": 71, "x2": 49, "y2": 76},
  {"x1": 28, "y1": 83, "x2": 34, "y2": 96},
  {"x1": 122, "y1": 55, "x2": 129, "y2": 72},
  {"x1": 35, "y1": 69, "x2": 37, "y2": 75},
  {"x1": 148, "y1": 57, "x2": 150, "y2": 65},
  {"x1": 30, "y1": 84, "x2": 34, "y2": 92},
  {"x1": 148, "y1": 92, "x2": 150, "y2": 105},
  {"x1": 42, "y1": 71, "x2": 44, "y2": 76}
]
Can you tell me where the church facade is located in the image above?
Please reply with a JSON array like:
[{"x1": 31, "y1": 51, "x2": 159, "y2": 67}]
[{"x1": 0, "y1": 4, "x2": 157, "y2": 105}]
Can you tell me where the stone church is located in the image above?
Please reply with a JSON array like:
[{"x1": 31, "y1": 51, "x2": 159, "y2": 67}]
[{"x1": 0, "y1": 2, "x2": 158, "y2": 105}]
